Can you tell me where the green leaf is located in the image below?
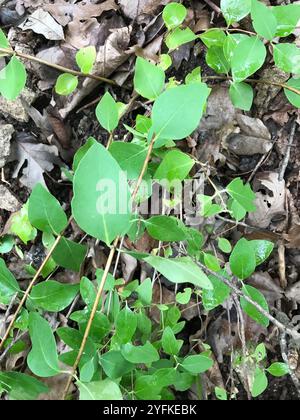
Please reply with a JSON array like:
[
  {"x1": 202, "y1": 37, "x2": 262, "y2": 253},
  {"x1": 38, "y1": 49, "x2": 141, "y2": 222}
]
[
  {"x1": 230, "y1": 238, "x2": 256, "y2": 280},
  {"x1": 227, "y1": 178, "x2": 256, "y2": 213},
  {"x1": 206, "y1": 47, "x2": 230, "y2": 74},
  {"x1": 202, "y1": 272, "x2": 231, "y2": 311},
  {"x1": 99, "y1": 351, "x2": 134, "y2": 379},
  {"x1": 174, "y1": 371, "x2": 195, "y2": 391},
  {"x1": 159, "y1": 54, "x2": 173, "y2": 71},
  {"x1": 218, "y1": 238, "x2": 232, "y2": 254},
  {"x1": 240, "y1": 285, "x2": 270, "y2": 327},
  {"x1": 78, "y1": 379, "x2": 122, "y2": 400},
  {"x1": 28, "y1": 184, "x2": 68, "y2": 235},
  {"x1": 0, "y1": 235, "x2": 14, "y2": 254},
  {"x1": 274, "y1": 44, "x2": 300, "y2": 74},
  {"x1": 144, "y1": 216, "x2": 187, "y2": 242},
  {"x1": 221, "y1": 0, "x2": 251, "y2": 25},
  {"x1": 0, "y1": 372, "x2": 48, "y2": 400},
  {"x1": 176, "y1": 287, "x2": 192, "y2": 305},
  {"x1": 27, "y1": 312, "x2": 60, "y2": 377},
  {"x1": 57, "y1": 327, "x2": 96, "y2": 361},
  {"x1": 203, "y1": 253, "x2": 221, "y2": 272},
  {"x1": 231, "y1": 36, "x2": 266, "y2": 82},
  {"x1": 10, "y1": 204, "x2": 37, "y2": 244},
  {"x1": 115, "y1": 306, "x2": 137, "y2": 344},
  {"x1": 73, "y1": 137, "x2": 98, "y2": 171},
  {"x1": 223, "y1": 34, "x2": 249, "y2": 62},
  {"x1": 0, "y1": 29, "x2": 9, "y2": 49},
  {"x1": 30, "y1": 281, "x2": 79, "y2": 312},
  {"x1": 109, "y1": 141, "x2": 147, "y2": 180},
  {"x1": 144, "y1": 256, "x2": 213, "y2": 290},
  {"x1": 55, "y1": 73, "x2": 78, "y2": 96},
  {"x1": 185, "y1": 67, "x2": 202, "y2": 85},
  {"x1": 162, "y1": 326, "x2": 183, "y2": 356},
  {"x1": 215, "y1": 387, "x2": 227, "y2": 401},
  {"x1": 52, "y1": 237, "x2": 87, "y2": 272},
  {"x1": 251, "y1": 0, "x2": 277, "y2": 40},
  {"x1": 267, "y1": 362, "x2": 290, "y2": 377},
  {"x1": 273, "y1": 5, "x2": 300, "y2": 38},
  {"x1": 166, "y1": 27, "x2": 197, "y2": 50},
  {"x1": 136, "y1": 278, "x2": 153, "y2": 306},
  {"x1": 284, "y1": 78, "x2": 300, "y2": 108},
  {"x1": 72, "y1": 143, "x2": 132, "y2": 245},
  {"x1": 121, "y1": 341, "x2": 159, "y2": 364},
  {"x1": 96, "y1": 92, "x2": 119, "y2": 132},
  {"x1": 181, "y1": 354, "x2": 213, "y2": 374},
  {"x1": 80, "y1": 277, "x2": 96, "y2": 307},
  {"x1": 254, "y1": 343, "x2": 267, "y2": 362},
  {"x1": 152, "y1": 83, "x2": 210, "y2": 141},
  {"x1": 198, "y1": 195, "x2": 222, "y2": 217},
  {"x1": 76, "y1": 46, "x2": 96, "y2": 74},
  {"x1": 200, "y1": 29, "x2": 227, "y2": 48},
  {"x1": 250, "y1": 240, "x2": 274, "y2": 265},
  {"x1": 154, "y1": 149, "x2": 195, "y2": 183},
  {"x1": 163, "y1": 2, "x2": 187, "y2": 30},
  {"x1": 229, "y1": 82, "x2": 254, "y2": 111},
  {"x1": 251, "y1": 367, "x2": 268, "y2": 398},
  {"x1": 0, "y1": 56, "x2": 27, "y2": 100},
  {"x1": 0, "y1": 258, "x2": 20, "y2": 305},
  {"x1": 134, "y1": 57, "x2": 165, "y2": 100},
  {"x1": 135, "y1": 375, "x2": 161, "y2": 400},
  {"x1": 228, "y1": 198, "x2": 247, "y2": 221}
]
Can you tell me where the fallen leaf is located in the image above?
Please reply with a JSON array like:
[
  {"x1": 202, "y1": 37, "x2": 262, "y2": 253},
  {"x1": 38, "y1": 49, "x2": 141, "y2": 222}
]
[
  {"x1": 119, "y1": 0, "x2": 171, "y2": 20},
  {"x1": 248, "y1": 172, "x2": 286, "y2": 229},
  {"x1": 0, "y1": 185, "x2": 21, "y2": 212},
  {"x1": 284, "y1": 224, "x2": 300, "y2": 248},
  {"x1": 285, "y1": 281, "x2": 300, "y2": 303},
  {"x1": 225, "y1": 115, "x2": 273, "y2": 156},
  {"x1": 0, "y1": 124, "x2": 14, "y2": 168},
  {"x1": 9, "y1": 133, "x2": 60, "y2": 189},
  {"x1": 19, "y1": 8, "x2": 65, "y2": 40},
  {"x1": 44, "y1": 0, "x2": 118, "y2": 26}
]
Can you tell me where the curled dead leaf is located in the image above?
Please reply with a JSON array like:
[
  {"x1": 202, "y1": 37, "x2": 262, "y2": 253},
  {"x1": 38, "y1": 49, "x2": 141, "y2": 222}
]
[{"x1": 248, "y1": 172, "x2": 286, "y2": 229}]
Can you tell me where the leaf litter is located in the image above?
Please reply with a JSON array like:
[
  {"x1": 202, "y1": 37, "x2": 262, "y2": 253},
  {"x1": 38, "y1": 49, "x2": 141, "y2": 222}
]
[{"x1": 0, "y1": 0, "x2": 300, "y2": 401}]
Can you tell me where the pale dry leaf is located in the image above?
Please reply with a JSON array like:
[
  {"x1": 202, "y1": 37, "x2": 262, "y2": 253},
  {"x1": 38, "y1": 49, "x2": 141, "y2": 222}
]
[
  {"x1": 0, "y1": 124, "x2": 14, "y2": 168},
  {"x1": 10, "y1": 134, "x2": 59, "y2": 189},
  {"x1": 225, "y1": 115, "x2": 273, "y2": 156},
  {"x1": 119, "y1": 0, "x2": 171, "y2": 20},
  {"x1": 19, "y1": 8, "x2": 64, "y2": 40},
  {"x1": 248, "y1": 172, "x2": 286, "y2": 229},
  {"x1": 286, "y1": 281, "x2": 300, "y2": 303},
  {"x1": 284, "y1": 224, "x2": 300, "y2": 249},
  {"x1": 0, "y1": 185, "x2": 21, "y2": 212},
  {"x1": 44, "y1": 0, "x2": 117, "y2": 26}
]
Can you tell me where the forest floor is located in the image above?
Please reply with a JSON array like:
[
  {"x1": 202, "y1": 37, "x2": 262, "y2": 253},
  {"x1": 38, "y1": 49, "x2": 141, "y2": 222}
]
[{"x1": 0, "y1": 0, "x2": 300, "y2": 401}]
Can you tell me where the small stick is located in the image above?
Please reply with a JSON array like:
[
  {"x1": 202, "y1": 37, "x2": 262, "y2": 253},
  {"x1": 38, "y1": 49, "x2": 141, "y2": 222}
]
[
  {"x1": 279, "y1": 118, "x2": 297, "y2": 181},
  {"x1": 0, "y1": 218, "x2": 73, "y2": 351},
  {"x1": 0, "y1": 47, "x2": 117, "y2": 86},
  {"x1": 203, "y1": 0, "x2": 221, "y2": 14}
]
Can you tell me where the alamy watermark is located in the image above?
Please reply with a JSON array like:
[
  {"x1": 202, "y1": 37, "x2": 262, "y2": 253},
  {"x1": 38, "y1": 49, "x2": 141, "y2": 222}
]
[{"x1": 95, "y1": 171, "x2": 206, "y2": 226}]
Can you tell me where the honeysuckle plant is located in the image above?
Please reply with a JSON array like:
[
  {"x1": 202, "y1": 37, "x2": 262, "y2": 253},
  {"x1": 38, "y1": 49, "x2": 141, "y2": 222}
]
[{"x1": 0, "y1": 0, "x2": 299, "y2": 400}]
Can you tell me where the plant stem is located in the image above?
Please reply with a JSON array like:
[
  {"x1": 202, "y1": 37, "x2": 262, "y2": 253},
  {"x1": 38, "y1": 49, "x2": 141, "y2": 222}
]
[
  {"x1": 203, "y1": 75, "x2": 300, "y2": 97},
  {"x1": 62, "y1": 135, "x2": 157, "y2": 399},
  {"x1": 0, "y1": 47, "x2": 117, "y2": 86},
  {"x1": 198, "y1": 262, "x2": 300, "y2": 341},
  {"x1": 0, "y1": 222, "x2": 71, "y2": 351}
]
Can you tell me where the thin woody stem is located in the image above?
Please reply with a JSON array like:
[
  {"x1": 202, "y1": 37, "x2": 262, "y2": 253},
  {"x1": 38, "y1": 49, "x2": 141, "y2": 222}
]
[
  {"x1": 203, "y1": 75, "x2": 300, "y2": 97},
  {"x1": 62, "y1": 135, "x2": 157, "y2": 399},
  {"x1": 0, "y1": 47, "x2": 117, "y2": 86},
  {"x1": 0, "y1": 219, "x2": 73, "y2": 351}
]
